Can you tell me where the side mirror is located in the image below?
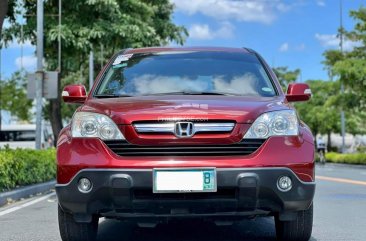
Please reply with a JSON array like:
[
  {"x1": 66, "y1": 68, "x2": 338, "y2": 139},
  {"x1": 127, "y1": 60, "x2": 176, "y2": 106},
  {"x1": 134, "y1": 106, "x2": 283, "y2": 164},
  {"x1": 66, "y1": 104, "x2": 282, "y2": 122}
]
[
  {"x1": 286, "y1": 83, "x2": 311, "y2": 102},
  {"x1": 62, "y1": 84, "x2": 87, "y2": 104}
]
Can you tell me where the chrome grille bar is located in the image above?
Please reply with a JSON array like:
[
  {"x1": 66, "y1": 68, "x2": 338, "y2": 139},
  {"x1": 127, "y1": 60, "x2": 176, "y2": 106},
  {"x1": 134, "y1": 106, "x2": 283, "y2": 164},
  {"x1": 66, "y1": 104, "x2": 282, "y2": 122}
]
[
  {"x1": 134, "y1": 122, "x2": 235, "y2": 134},
  {"x1": 133, "y1": 123, "x2": 175, "y2": 133},
  {"x1": 194, "y1": 123, "x2": 234, "y2": 133}
]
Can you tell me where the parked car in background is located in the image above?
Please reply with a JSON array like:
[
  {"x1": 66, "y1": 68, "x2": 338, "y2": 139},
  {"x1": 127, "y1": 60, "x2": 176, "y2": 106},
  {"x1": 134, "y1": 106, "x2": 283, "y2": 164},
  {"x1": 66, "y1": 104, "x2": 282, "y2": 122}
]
[
  {"x1": 57, "y1": 47, "x2": 315, "y2": 241},
  {"x1": 0, "y1": 124, "x2": 53, "y2": 149}
]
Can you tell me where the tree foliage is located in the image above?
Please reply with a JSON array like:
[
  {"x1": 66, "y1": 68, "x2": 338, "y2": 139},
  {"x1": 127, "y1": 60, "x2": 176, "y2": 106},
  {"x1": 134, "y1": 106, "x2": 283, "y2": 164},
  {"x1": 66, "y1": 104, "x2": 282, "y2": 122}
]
[
  {"x1": 316, "y1": 6, "x2": 366, "y2": 148},
  {"x1": 2, "y1": 0, "x2": 187, "y2": 143},
  {"x1": 323, "y1": 7, "x2": 366, "y2": 110},
  {"x1": 272, "y1": 66, "x2": 300, "y2": 91},
  {"x1": 0, "y1": 0, "x2": 17, "y2": 39},
  {"x1": 296, "y1": 80, "x2": 340, "y2": 138},
  {"x1": 0, "y1": 71, "x2": 33, "y2": 121},
  {"x1": 322, "y1": 49, "x2": 343, "y2": 80},
  {"x1": 296, "y1": 78, "x2": 366, "y2": 150},
  {"x1": 333, "y1": 59, "x2": 366, "y2": 108}
]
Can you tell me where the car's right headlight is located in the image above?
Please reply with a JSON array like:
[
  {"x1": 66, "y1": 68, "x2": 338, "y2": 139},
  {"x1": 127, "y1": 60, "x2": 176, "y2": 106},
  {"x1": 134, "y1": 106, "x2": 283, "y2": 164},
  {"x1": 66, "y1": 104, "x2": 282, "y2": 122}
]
[
  {"x1": 71, "y1": 112, "x2": 125, "y2": 140},
  {"x1": 243, "y1": 110, "x2": 299, "y2": 139}
]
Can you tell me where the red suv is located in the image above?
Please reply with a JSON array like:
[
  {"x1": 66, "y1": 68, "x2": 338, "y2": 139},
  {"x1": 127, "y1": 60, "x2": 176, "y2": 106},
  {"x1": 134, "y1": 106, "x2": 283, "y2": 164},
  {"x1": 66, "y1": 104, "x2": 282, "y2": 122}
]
[{"x1": 56, "y1": 47, "x2": 315, "y2": 241}]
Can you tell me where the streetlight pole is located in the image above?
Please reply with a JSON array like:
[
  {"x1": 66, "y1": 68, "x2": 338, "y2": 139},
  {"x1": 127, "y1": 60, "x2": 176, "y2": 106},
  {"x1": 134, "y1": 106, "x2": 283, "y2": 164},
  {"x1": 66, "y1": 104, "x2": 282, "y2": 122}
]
[
  {"x1": 340, "y1": 0, "x2": 346, "y2": 153},
  {"x1": 21, "y1": 24, "x2": 24, "y2": 70},
  {"x1": 35, "y1": 0, "x2": 44, "y2": 149}
]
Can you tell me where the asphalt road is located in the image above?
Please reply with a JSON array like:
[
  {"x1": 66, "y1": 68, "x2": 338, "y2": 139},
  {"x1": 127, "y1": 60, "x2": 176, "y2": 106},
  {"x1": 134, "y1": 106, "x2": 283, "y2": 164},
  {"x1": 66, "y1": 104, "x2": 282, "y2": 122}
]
[{"x1": 0, "y1": 163, "x2": 365, "y2": 241}]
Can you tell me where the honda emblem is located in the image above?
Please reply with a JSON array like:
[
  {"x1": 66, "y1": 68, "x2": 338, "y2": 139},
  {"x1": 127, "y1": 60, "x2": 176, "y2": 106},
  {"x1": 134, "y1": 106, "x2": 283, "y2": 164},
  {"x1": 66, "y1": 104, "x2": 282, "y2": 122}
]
[{"x1": 175, "y1": 122, "x2": 194, "y2": 138}]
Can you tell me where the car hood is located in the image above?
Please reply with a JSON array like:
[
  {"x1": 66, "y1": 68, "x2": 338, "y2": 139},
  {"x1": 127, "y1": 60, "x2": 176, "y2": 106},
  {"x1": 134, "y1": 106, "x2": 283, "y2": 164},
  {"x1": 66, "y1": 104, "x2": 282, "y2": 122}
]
[{"x1": 81, "y1": 95, "x2": 290, "y2": 125}]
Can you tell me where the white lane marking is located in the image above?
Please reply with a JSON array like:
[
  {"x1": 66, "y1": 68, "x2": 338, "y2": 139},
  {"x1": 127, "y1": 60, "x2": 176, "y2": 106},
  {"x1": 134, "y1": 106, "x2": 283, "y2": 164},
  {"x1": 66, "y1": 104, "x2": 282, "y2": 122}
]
[{"x1": 0, "y1": 192, "x2": 56, "y2": 217}]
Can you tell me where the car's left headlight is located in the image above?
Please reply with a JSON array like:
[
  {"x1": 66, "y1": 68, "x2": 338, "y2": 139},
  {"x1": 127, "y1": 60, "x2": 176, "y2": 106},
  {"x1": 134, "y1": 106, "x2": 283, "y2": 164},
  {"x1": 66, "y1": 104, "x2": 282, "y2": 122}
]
[
  {"x1": 71, "y1": 112, "x2": 125, "y2": 140},
  {"x1": 243, "y1": 110, "x2": 299, "y2": 139}
]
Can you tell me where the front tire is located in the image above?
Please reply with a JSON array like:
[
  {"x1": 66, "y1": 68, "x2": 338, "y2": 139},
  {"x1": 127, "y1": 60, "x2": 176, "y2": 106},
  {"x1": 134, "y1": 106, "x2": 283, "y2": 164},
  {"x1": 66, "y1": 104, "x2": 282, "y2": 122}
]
[
  {"x1": 275, "y1": 204, "x2": 313, "y2": 241},
  {"x1": 58, "y1": 206, "x2": 99, "y2": 241}
]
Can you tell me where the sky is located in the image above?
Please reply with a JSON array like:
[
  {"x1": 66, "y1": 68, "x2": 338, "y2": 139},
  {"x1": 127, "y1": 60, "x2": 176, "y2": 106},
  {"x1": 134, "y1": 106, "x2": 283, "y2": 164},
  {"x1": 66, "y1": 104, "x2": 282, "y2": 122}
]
[
  {"x1": 171, "y1": 0, "x2": 364, "y2": 81},
  {"x1": 0, "y1": 0, "x2": 365, "y2": 83}
]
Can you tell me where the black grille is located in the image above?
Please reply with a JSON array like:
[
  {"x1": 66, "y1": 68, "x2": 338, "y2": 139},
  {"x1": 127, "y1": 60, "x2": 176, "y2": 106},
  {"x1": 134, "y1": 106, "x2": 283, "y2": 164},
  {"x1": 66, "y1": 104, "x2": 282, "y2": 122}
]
[{"x1": 103, "y1": 139, "x2": 266, "y2": 156}]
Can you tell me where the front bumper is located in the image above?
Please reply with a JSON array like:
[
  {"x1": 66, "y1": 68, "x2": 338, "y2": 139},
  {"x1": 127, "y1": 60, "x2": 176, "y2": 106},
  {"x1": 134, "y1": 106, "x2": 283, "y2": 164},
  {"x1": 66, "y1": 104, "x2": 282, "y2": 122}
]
[
  {"x1": 57, "y1": 135, "x2": 316, "y2": 184},
  {"x1": 56, "y1": 167, "x2": 315, "y2": 222}
]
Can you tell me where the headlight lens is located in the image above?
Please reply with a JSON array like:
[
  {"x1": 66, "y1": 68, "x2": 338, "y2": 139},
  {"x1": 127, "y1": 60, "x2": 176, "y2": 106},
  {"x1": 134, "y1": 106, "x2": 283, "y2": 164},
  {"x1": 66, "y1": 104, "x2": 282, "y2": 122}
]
[
  {"x1": 71, "y1": 112, "x2": 125, "y2": 140},
  {"x1": 243, "y1": 110, "x2": 298, "y2": 139}
]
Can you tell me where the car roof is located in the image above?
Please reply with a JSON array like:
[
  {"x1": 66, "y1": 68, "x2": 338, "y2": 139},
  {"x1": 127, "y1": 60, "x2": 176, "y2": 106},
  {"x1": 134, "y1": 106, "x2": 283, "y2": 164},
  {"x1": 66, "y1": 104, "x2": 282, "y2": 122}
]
[{"x1": 124, "y1": 46, "x2": 252, "y2": 55}]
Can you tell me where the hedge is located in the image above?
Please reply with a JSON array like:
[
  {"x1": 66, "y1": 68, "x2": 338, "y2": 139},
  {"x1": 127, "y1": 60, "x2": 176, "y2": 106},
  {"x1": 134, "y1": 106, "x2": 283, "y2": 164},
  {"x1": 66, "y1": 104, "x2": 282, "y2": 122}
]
[
  {"x1": 0, "y1": 148, "x2": 56, "y2": 191},
  {"x1": 325, "y1": 152, "x2": 366, "y2": 165}
]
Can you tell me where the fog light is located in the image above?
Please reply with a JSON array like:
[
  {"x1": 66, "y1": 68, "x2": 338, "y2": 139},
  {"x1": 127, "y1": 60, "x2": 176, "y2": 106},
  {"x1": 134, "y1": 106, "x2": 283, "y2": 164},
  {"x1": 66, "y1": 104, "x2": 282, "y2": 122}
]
[
  {"x1": 78, "y1": 178, "x2": 92, "y2": 193},
  {"x1": 277, "y1": 176, "x2": 292, "y2": 192}
]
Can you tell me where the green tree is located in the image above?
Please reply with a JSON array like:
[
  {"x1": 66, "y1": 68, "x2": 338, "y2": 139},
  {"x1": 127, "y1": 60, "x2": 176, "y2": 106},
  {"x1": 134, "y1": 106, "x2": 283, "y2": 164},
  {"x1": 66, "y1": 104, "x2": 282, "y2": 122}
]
[
  {"x1": 323, "y1": 7, "x2": 366, "y2": 110},
  {"x1": 296, "y1": 80, "x2": 340, "y2": 150},
  {"x1": 0, "y1": 0, "x2": 9, "y2": 37},
  {"x1": 322, "y1": 49, "x2": 343, "y2": 80},
  {"x1": 0, "y1": 71, "x2": 33, "y2": 121},
  {"x1": 2, "y1": 0, "x2": 187, "y2": 143},
  {"x1": 320, "y1": 7, "x2": 366, "y2": 149},
  {"x1": 272, "y1": 66, "x2": 300, "y2": 90},
  {"x1": 346, "y1": 111, "x2": 366, "y2": 137},
  {"x1": 0, "y1": 0, "x2": 14, "y2": 37}
]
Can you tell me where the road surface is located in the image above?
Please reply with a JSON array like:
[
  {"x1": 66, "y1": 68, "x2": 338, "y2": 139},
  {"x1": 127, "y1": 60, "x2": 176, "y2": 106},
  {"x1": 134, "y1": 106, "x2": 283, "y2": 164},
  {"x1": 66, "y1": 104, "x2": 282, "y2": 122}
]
[{"x1": 0, "y1": 163, "x2": 365, "y2": 241}]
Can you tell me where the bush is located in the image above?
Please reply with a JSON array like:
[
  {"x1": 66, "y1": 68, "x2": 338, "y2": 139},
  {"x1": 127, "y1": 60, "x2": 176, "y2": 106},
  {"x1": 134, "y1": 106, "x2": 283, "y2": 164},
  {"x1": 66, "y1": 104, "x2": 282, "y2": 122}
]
[
  {"x1": 0, "y1": 148, "x2": 56, "y2": 191},
  {"x1": 356, "y1": 146, "x2": 366, "y2": 153},
  {"x1": 325, "y1": 152, "x2": 366, "y2": 165}
]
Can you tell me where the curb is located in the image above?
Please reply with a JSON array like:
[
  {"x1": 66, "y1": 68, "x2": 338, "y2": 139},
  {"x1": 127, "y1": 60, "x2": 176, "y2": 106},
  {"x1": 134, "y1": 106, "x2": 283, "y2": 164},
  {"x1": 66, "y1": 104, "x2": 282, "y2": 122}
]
[{"x1": 0, "y1": 180, "x2": 56, "y2": 207}]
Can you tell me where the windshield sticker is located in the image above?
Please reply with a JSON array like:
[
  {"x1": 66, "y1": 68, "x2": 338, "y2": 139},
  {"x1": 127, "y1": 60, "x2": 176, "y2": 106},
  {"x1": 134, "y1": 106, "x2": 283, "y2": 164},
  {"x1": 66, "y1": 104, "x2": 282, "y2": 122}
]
[
  {"x1": 262, "y1": 87, "x2": 272, "y2": 92},
  {"x1": 113, "y1": 54, "x2": 133, "y2": 65},
  {"x1": 112, "y1": 63, "x2": 128, "y2": 69}
]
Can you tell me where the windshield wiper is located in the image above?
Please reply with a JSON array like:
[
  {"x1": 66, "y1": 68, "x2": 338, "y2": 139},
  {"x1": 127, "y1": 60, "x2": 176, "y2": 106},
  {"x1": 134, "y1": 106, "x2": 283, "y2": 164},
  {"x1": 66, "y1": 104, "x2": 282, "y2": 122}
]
[
  {"x1": 94, "y1": 94, "x2": 134, "y2": 98},
  {"x1": 188, "y1": 91, "x2": 240, "y2": 96},
  {"x1": 142, "y1": 91, "x2": 240, "y2": 96},
  {"x1": 96, "y1": 92, "x2": 242, "y2": 98}
]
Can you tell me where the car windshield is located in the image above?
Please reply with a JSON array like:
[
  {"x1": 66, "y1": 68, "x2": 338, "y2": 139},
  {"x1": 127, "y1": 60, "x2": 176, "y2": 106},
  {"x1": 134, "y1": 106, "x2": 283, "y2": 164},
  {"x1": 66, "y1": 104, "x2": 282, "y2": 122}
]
[{"x1": 96, "y1": 51, "x2": 277, "y2": 97}]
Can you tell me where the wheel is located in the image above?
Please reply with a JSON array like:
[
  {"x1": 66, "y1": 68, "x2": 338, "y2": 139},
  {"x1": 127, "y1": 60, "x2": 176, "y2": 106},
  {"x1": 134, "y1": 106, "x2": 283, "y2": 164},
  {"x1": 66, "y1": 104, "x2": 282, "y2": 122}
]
[
  {"x1": 58, "y1": 206, "x2": 99, "y2": 241},
  {"x1": 275, "y1": 204, "x2": 313, "y2": 241}
]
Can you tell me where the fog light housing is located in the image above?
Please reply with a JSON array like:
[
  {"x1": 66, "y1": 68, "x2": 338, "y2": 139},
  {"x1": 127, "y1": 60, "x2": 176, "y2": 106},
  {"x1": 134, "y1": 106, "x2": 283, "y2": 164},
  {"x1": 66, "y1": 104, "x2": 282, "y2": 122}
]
[
  {"x1": 277, "y1": 176, "x2": 292, "y2": 192},
  {"x1": 78, "y1": 178, "x2": 92, "y2": 193}
]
